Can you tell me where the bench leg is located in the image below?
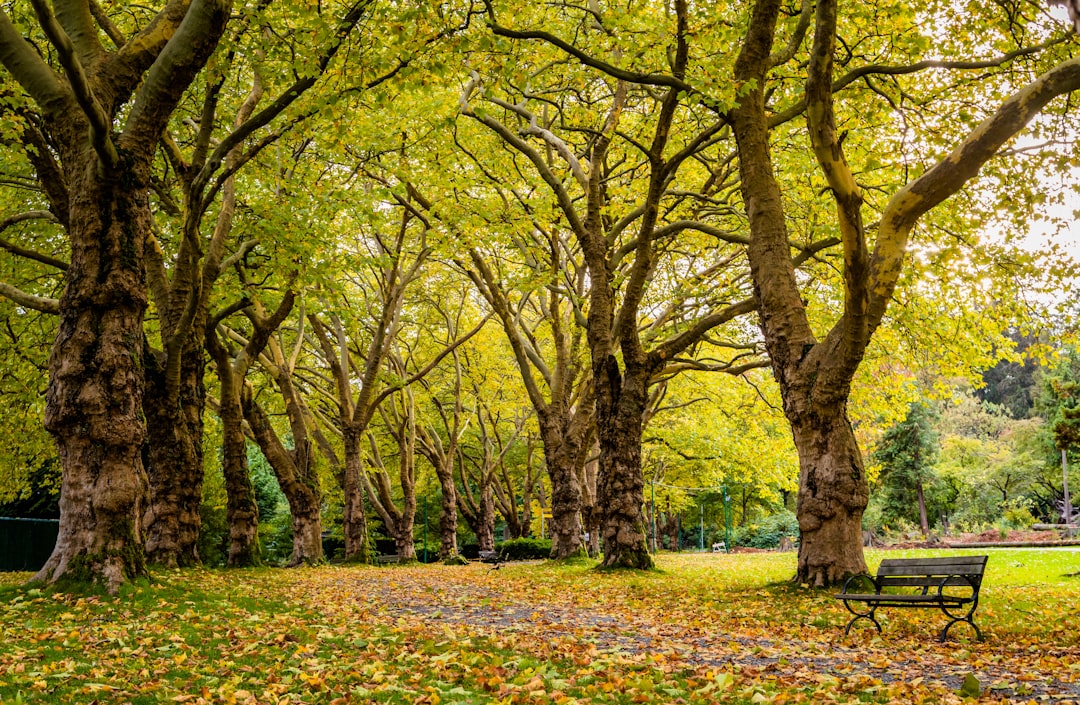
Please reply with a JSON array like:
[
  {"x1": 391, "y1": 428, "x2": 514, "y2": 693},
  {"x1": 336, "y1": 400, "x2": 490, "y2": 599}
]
[
  {"x1": 844, "y1": 611, "x2": 882, "y2": 636},
  {"x1": 940, "y1": 616, "x2": 982, "y2": 642}
]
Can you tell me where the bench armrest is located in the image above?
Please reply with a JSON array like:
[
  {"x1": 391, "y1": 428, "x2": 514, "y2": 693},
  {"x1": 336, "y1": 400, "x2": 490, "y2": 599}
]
[{"x1": 841, "y1": 572, "x2": 879, "y2": 595}]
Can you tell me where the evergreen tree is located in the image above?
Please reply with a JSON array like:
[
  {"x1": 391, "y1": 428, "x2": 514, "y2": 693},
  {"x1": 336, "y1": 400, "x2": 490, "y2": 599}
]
[{"x1": 871, "y1": 402, "x2": 941, "y2": 535}]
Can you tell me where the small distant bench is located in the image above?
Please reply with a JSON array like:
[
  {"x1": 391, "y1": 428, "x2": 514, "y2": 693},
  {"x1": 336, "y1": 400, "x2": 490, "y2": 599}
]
[
  {"x1": 478, "y1": 550, "x2": 504, "y2": 565},
  {"x1": 834, "y1": 555, "x2": 988, "y2": 642},
  {"x1": 376, "y1": 554, "x2": 400, "y2": 565}
]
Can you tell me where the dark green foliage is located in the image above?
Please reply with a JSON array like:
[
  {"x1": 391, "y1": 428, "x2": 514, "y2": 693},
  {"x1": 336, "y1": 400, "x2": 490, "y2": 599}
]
[
  {"x1": 870, "y1": 402, "x2": 944, "y2": 531},
  {"x1": 0, "y1": 459, "x2": 59, "y2": 519},
  {"x1": 977, "y1": 330, "x2": 1040, "y2": 419},
  {"x1": 495, "y1": 537, "x2": 552, "y2": 560},
  {"x1": 732, "y1": 510, "x2": 798, "y2": 549}
]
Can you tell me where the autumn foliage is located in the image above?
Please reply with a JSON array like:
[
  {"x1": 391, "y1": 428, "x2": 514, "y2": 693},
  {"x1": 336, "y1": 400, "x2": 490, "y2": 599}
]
[{"x1": 1, "y1": 551, "x2": 1078, "y2": 703}]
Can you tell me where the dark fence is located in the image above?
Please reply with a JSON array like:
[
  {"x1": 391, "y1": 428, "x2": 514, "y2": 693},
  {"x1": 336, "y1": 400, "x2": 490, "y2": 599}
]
[{"x1": 0, "y1": 517, "x2": 58, "y2": 571}]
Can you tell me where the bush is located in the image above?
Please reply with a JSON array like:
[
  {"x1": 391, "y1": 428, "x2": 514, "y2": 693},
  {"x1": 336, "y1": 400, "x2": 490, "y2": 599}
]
[
  {"x1": 496, "y1": 537, "x2": 552, "y2": 560},
  {"x1": 734, "y1": 510, "x2": 799, "y2": 550},
  {"x1": 1002, "y1": 498, "x2": 1037, "y2": 530}
]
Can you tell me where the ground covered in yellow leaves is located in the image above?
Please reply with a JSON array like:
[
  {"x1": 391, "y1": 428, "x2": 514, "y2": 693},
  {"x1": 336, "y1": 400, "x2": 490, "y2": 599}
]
[{"x1": 1, "y1": 549, "x2": 1078, "y2": 704}]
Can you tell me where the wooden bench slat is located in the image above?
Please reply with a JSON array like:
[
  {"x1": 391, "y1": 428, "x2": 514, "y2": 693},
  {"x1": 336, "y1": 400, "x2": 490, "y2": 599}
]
[
  {"x1": 839, "y1": 592, "x2": 970, "y2": 602},
  {"x1": 879, "y1": 556, "x2": 986, "y2": 565},
  {"x1": 877, "y1": 576, "x2": 979, "y2": 588}
]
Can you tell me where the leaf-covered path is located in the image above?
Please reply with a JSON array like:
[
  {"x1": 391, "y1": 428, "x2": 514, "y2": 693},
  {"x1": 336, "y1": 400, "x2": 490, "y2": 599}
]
[
  {"x1": 2, "y1": 550, "x2": 1079, "y2": 703},
  {"x1": 286, "y1": 554, "x2": 1080, "y2": 703}
]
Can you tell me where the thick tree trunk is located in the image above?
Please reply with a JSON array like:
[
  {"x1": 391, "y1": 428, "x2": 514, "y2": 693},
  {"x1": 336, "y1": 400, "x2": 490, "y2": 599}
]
[
  {"x1": 342, "y1": 431, "x2": 370, "y2": 563},
  {"x1": 290, "y1": 500, "x2": 323, "y2": 566},
  {"x1": 142, "y1": 344, "x2": 205, "y2": 568},
  {"x1": 595, "y1": 361, "x2": 652, "y2": 569},
  {"x1": 436, "y1": 462, "x2": 459, "y2": 559},
  {"x1": 546, "y1": 450, "x2": 583, "y2": 558},
  {"x1": 394, "y1": 519, "x2": 417, "y2": 561},
  {"x1": 539, "y1": 414, "x2": 588, "y2": 559},
  {"x1": 36, "y1": 165, "x2": 151, "y2": 592},
  {"x1": 791, "y1": 408, "x2": 869, "y2": 586}
]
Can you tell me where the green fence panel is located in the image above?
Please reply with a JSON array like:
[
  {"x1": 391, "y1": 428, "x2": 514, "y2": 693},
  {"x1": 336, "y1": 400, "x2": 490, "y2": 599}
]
[{"x1": 0, "y1": 517, "x2": 59, "y2": 571}]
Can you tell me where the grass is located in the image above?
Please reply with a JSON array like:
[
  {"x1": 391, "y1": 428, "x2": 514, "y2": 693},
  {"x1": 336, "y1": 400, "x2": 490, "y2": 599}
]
[{"x1": 0, "y1": 549, "x2": 1077, "y2": 704}]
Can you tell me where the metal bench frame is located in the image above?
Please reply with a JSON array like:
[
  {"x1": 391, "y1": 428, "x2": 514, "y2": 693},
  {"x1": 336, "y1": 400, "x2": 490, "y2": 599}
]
[{"x1": 834, "y1": 555, "x2": 988, "y2": 642}]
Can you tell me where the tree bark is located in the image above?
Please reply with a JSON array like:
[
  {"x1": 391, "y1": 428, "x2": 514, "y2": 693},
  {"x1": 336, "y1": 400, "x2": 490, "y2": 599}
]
[
  {"x1": 790, "y1": 407, "x2": 869, "y2": 585},
  {"x1": 242, "y1": 390, "x2": 323, "y2": 566},
  {"x1": 916, "y1": 481, "x2": 929, "y2": 536},
  {"x1": 540, "y1": 416, "x2": 587, "y2": 558},
  {"x1": 142, "y1": 341, "x2": 204, "y2": 568},
  {"x1": 218, "y1": 374, "x2": 260, "y2": 567},
  {"x1": 436, "y1": 458, "x2": 459, "y2": 559},
  {"x1": 342, "y1": 428, "x2": 371, "y2": 562},
  {"x1": 36, "y1": 157, "x2": 152, "y2": 591},
  {"x1": 4, "y1": 0, "x2": 233, "y2": 591}
]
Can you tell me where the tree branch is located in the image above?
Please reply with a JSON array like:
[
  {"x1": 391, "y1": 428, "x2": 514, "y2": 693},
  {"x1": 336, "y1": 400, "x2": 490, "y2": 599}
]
[
  {"x1": 0, "y1": 281, "x2": 59, "y2": 314},
  {"x1": 29, "y1": 0, "x2": 118, "y2": 168}
]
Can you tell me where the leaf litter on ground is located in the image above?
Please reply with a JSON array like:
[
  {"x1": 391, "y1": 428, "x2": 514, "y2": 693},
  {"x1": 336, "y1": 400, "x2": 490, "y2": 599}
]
[{"x1": 0, "y1": 549, "x2": 1078, "y2": 704}]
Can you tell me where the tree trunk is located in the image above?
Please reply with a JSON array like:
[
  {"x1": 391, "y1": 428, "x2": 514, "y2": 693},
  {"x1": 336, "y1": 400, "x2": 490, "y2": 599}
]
[
  {"x1": 436, "y1": 461, "x2": 459, "y2": 559},
  {"x1": 242, "y1": 393, "x2": 323, "y2": 566},
  {"x1": 595, "y1": 361, "x2": 652, "y2": 569},
  {"x1": 142, "y1": 343, "x2": 205, "y2": 568},
  {"x1": 539, "y1": 410, "x2": 589, "y2": 559},
  {"x1": 394, "y1": 515, "x2": 417, "y2": 561},
  {"x1": 220, "y1": 393, "x2": 260, "y2": 567},
  {"x1": 342, "y1": 429, "x2": 370, "y2": 562},
  {"x1": 36, "y1": 165, "x2": 151, "y2": 592},
  {"x1": 476, "y1": 482, "x2": 496, "y2": 552},
  {"x1": 916, "y1": 480, "x2": 929, "y2": 536},
  {"x1": 791, "y1": 408, "x2": 870, "y2": 586}
]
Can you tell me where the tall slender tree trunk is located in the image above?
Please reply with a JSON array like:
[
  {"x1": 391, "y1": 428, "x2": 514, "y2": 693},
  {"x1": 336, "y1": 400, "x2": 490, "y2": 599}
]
[
  {"x1": 142, "y1": 343, "x2": 205, "y2": 567},
  {"x1": 243, "y1": 392, "x2": 323, "y2": 566},
  {"x1": 581, "y1": 445, "x2": 600, "y2": 558},
  {"x1": 36, "y1": 160, "x2": 152, "y2": 592},
  {"x1": 916, "y1": 481, "x2": 929, "y2": 536},
  {"x1": 435, "y1": 460, "x2": 459, "y2": 559},
  {"x1": 220, "y1": 389, "x2": 260, "y2": 567},
  {"x1": 342, "y1": 429, "x2": 370, "y2": 562},
  {"x1": 476, "y1": 482, "x2": 496, "y2": 552}
]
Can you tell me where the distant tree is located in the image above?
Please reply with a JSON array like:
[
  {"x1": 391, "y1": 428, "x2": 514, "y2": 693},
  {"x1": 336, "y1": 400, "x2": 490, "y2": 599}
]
[
  {"x1": 977, "y1": 331, "x2": 1041, "y2": 419},
  {"x1": 871, "y1": 402, "x2": 941, "y2": 535}
]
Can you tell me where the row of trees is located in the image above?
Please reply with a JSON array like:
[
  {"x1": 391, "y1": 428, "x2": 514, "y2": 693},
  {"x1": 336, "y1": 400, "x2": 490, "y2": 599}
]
[{"x1": 0, "y1": 0, "x2": 1077, "y2": 590}]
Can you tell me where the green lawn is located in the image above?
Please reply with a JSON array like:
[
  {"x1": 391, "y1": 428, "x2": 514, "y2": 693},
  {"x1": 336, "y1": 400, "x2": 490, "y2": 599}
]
[{"x1": 1, "y1": 549, "x2": 1077, "y2": 704}]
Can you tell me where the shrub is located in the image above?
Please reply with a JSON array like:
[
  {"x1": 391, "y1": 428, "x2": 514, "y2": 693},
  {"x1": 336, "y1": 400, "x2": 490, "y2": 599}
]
[
  {"x1": 496, "y1": 537, "x2": 552, "y2": 560},
  {"x1": 1002, "y1": 498, "x2": 1036, "y2": 530},
  {"x1": 735, "y1": 510, "x2": 799, "y2": 549}
]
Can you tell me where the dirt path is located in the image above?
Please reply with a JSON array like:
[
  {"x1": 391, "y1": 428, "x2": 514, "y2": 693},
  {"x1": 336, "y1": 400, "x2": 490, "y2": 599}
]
[{"x1": 300, "y1": 566, "x2": 1080, "y2": 703}]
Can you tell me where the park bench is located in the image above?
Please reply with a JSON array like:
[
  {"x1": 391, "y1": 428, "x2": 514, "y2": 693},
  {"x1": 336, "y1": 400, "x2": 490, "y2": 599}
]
[
  {"x1": 376, "y1": 554, "x2": 400, "y2": 565},
  {"x1": 834, "y1": 555, "x2": 988, "y2": 642},
  {"x1": 478, "y1": 549, "x2": 506, "y2": 568}
]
